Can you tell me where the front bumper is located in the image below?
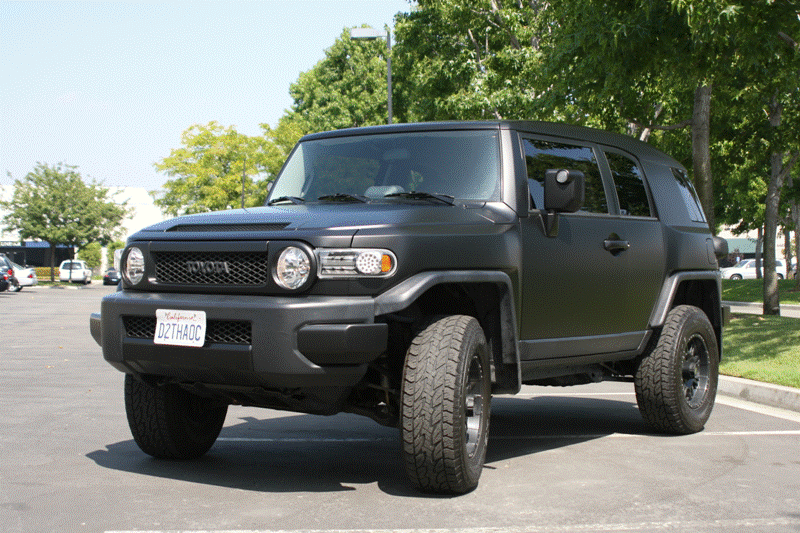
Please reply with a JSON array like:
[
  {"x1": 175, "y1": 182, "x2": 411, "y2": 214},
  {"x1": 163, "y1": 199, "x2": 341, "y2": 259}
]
[{"x1": 90, "y1": 290, "x2": 387, "y2": 388}]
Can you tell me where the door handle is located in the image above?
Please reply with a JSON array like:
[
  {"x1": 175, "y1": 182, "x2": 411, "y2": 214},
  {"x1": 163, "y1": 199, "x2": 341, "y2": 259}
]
[{"x1": 604, "y1": 239, "x2": 630, "y2": 254}]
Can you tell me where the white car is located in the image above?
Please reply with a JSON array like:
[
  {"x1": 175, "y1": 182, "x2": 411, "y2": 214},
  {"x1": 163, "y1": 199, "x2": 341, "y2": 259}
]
[
  {"x1": 721, "y1": 259, "x2": 788, "y2": 280},
  {"x1": 59, "y1": 259, "x2": 93, "y2": 284},
  {"x1": 8, "y1": 260, "x2": 37, "y2": 292}
]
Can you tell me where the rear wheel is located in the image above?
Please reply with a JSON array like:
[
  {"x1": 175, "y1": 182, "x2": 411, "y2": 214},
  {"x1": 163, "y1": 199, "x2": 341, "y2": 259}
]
[
  {"x1": 125, "y1": 374, "x2": 228, "y2": 459},
  {"x1": 401, "y1": 315, "x2": 491, "y2": 494},
  {"x1": 8, "y1": 278, "x2": 21, "y2": 292},
  {"x1": 635, "y1": 305, "x2": 718, "y2": 434}
]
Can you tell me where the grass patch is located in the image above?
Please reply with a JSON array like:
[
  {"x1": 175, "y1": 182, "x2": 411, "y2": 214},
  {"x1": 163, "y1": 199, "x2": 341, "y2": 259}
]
[
  {"x1": 722, "y1": 313, "x2": 800, "y2": 388},
  {"x1": 722, "y1": 279, "x2": 800, "y2": 304}
]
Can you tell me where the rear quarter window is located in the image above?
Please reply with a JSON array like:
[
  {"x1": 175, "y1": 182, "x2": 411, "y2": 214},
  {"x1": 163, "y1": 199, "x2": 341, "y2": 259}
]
[
  {"x1": 605, "y1": 151, "x2": 652, "y2": 217},
  {"x1": 671, "y1": 168, "x2": 707, "y2": 223}
]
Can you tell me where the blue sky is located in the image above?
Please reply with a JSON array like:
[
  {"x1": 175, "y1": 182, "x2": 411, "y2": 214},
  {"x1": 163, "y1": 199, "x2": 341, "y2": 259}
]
[{"x1": 0, "y1": 1, "x2": 410, "y2": 190}]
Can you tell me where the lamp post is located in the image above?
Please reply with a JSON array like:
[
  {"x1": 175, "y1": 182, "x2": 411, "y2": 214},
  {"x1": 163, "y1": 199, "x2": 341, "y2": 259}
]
[{"x1": 350, "y1": 27, "x2": 392, "y2": 125}]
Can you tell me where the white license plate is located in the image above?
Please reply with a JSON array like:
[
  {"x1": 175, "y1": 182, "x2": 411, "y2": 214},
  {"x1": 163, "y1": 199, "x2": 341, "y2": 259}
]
[{"x1": 154, "y1": 309, "x2": 206, "y2": 347}]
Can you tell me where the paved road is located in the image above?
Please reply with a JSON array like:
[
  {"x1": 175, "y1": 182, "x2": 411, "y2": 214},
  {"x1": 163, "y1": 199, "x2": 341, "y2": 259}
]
[{"x1": 2, "y1": 285, "x2": 799, "y2": 533}]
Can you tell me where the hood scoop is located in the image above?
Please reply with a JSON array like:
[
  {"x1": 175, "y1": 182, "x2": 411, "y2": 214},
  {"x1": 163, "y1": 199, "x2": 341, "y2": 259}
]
[{"x1": 166, "y1": 222, "x2": 290, "y2": 232}]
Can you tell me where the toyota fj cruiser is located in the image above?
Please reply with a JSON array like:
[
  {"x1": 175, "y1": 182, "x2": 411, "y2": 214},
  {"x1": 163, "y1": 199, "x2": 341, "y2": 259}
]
[{"x1": 90, "y1": 121, "x2": 728, "y2": 494}]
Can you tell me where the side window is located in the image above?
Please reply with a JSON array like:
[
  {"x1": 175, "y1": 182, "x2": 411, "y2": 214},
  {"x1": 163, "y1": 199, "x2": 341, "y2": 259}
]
[
  {"x1": 606, "y1": 151, "x2": 652, "y2": 217},
  {"x1": 522, "y1": 138, "x2": 608, "y2": 213},
  {"x1": 671, "y1": 168, "x2": 707, "y2": 223}
]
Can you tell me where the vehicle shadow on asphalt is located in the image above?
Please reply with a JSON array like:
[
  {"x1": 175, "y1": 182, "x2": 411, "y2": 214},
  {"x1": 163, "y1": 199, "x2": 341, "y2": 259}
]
[{"x1": 86, "y1": 395, "x2": 654, "y2": 497}]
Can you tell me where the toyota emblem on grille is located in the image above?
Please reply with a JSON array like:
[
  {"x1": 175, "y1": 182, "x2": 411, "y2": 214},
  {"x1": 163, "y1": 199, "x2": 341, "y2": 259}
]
[{"x1": 187, "y1": 260, "x2": 231, "y2": 275}]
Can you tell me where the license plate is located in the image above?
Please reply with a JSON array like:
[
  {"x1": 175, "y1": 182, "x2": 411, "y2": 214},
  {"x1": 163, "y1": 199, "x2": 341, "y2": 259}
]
[{"x1": 154, "y1": 309, "x2": 206, "y2": 347}]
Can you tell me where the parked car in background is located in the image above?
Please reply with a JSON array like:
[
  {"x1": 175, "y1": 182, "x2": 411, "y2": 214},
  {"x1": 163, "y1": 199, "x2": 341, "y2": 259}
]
[
  {"x1": 0, "y1": 254, "x2": 17, "y2": 292},
  {"x1": 7, "y1": 260, "x2": 37, "y2": 292},
  {"x1": 103, "y1": 268, "x2": 121, "y2": 285},
  {"x1": 59, "y1": 259, "x2": 93, "y2": 284},
  {"x1": 720, "y1": 259, "x2": 788, "y2": 280}
]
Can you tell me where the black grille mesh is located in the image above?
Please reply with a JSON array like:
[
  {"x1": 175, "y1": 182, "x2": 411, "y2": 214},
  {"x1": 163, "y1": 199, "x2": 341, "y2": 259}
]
[
  {"x1": 123, "y1": 316, "x2": 251, "y2": 345},
  {"x1": 151, "y1": 251, "x2": 269, "y2": 285}
]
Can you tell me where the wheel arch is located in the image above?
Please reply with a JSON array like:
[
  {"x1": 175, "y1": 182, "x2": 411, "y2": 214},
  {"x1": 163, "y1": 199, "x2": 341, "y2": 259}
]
[
  {"x1": 374, "y1": 271, "x2": 522, "y2": 394},
  {"x1": 649, "y1": 271, "x2": 725, "y2": 358}
]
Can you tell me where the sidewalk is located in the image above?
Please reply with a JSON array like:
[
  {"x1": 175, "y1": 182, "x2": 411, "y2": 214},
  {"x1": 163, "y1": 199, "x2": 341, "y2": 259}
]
[{"x1": 723, "y1": 300, "x2": 800, "y2": 318}]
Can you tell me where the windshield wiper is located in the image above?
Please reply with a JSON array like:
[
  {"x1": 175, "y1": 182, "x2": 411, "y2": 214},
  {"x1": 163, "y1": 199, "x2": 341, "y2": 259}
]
[
  {"x1": 384, "y1": 191, "x2": 455, "y2": 205},
  {"x1": 317, "y1": 193, "x2": 369, "y2": 203},
  {"x1": 267, "y1": 196, "x2": 305, "y2": 206}
]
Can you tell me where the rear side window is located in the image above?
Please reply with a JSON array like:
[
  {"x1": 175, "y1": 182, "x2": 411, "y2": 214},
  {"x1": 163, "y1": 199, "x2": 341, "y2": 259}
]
[
  {"x1": 523, "y1": 138, "x2": 608, "y2": 213},
  {"x1": 671, "y1": 168, "x2": 707, "y2": 223},
  {"x1": 606, "y1": 151, "x2": 652, "y2": 217}
]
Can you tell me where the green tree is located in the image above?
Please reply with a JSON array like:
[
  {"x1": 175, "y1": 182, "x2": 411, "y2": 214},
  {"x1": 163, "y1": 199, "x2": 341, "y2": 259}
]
[
  {"x1": 78, "y1": 242, "x2": 102, "y2": 271},
  {"x1": 260, "y1": 114, "x2": 309, "y2": 179},
  {"x1": 1, "y1": 163, "x2": 130, "y2": 280},
  {"x1": 286, "y1": 27, "x2": 392, "y2": 131},
  {"x1": 107, "y1": 240, "x2": 126, "y2": 269},
  {"x1": 154, "y1": 122, "x2": 272, "y2": 217}
]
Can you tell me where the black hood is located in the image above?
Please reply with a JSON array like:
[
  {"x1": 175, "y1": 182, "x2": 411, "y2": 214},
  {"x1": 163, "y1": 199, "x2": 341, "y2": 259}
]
[{"x1": 129, "y1": 202, "x2": 517, "y2": 241}]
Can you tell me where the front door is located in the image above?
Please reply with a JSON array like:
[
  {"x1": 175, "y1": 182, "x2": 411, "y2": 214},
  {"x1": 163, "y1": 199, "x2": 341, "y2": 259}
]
[{"x1": 518, "y1": 137, "x2": 664, "y2": 360}]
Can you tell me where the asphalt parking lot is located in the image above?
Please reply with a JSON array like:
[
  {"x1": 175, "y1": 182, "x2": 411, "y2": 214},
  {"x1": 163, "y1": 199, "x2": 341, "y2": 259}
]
[{"x1": 2, "y1": 284, "x2": 799, "y2": 533}]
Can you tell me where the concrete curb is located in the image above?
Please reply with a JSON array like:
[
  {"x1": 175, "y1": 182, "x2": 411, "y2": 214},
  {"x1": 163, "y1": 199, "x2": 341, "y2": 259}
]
[{"x1": 719, "y1": 375, "x2": 800, "y2": 413}]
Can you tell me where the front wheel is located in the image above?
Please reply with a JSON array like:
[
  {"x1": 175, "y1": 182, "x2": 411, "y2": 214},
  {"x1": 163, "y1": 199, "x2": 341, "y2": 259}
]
[
  {"x1": 125, "y1": 374, "x2": 228, "y2": 459},
  {"x1": 635, "y1": 305, "x2": 719, "y2": 434},
  {"x1": 401, "y1": 315, "x2": 491, "y2": 494}
]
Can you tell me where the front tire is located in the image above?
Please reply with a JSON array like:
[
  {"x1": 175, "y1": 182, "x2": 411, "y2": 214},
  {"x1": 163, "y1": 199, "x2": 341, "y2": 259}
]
[
  {"x1": 635, "y1": 305, "x2": 718, "y2": 434},
  {"x1": 401, "y1": 315, "x2": 491, "y2": 494},
  {"x1": 125, "y1": 374, "x2": 228, "y2": 459}
]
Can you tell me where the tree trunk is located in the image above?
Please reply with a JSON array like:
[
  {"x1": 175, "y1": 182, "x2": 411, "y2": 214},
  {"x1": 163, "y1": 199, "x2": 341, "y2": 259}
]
[
  {"x1": 48, "y1": 242, "x2": 56, "y2": 282},
  {"x1": 692, "y1": 84, "x2": 715, "y2": 232},
  {"x1": 763, "y1": 97, "x2": 785, "y2": 316},
  {"x1": 764, "y1": 151, "x2": 786, "y2": 315},
  {"x1": 754, "y1": 226, "x2": 763, "y2": 279}
]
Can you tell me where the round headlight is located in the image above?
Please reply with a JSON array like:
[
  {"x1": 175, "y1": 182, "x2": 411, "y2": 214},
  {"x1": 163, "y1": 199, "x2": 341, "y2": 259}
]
[
  {"x1": 274, "y1": 246, "x2": 311, "y2": 290},
  {"x1": 124, "y1": 247, "x2": 145, "y2": 285}
]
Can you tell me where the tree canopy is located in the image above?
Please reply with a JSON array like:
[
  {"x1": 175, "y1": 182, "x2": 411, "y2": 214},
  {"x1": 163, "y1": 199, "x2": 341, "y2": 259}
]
[
  {"x1": 153, "y1": 122, "x2": 273, "y2": 217},
  {"x1": 1, "y1": 162, "x2": 130, "y2": 278}
]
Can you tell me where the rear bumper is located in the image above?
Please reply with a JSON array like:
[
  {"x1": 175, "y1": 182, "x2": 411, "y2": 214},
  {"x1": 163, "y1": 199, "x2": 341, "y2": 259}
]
[{"x1": 91, "y1": 290, "x2": 387, "y2": 388}]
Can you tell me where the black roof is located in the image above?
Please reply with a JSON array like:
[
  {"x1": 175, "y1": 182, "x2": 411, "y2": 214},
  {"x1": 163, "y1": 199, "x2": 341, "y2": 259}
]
[{"x1": 301, "y1": 120, "x2": 682, "y2": 167}]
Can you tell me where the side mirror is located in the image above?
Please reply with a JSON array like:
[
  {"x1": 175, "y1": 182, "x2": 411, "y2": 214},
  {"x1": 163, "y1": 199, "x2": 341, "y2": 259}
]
[
  {"x1": 541, "y1": 169, "x2": 585, "y2": 238},
  {"x1": 544, "y1": 169, "x2": 585, "y2": 213}
]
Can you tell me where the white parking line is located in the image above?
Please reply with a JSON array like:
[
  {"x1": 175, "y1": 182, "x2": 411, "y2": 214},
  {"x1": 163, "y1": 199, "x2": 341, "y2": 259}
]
[
  {"x1": 216, "y1": 430, "x2": 800, "y2": 445},
  {"x1": 104, "y1": 516, "x2": 799, "y2": 533}
]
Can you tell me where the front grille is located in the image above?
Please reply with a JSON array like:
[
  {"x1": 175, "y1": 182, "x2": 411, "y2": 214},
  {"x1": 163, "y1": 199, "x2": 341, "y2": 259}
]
[
  {"x1": 152, "y1": 251, "x2": 269, "y2": 286},
  {"x1": 123, "y1": 316, "x2": 252, "y2": 345}
]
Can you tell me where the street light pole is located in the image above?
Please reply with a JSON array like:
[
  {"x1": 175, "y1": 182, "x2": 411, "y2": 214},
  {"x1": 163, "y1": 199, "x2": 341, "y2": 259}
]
[{"x1": 350, "y1": 27, "x2": 393, "y2": 125}]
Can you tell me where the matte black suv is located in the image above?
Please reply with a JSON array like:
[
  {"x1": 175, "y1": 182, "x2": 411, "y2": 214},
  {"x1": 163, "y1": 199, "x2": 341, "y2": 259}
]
[{"x1": 90, "y1": 121, "x2": 728, "y2": 494}]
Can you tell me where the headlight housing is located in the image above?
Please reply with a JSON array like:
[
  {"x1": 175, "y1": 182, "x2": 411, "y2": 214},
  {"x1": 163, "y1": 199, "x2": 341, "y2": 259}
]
[
  {"x1": 123, "y1": 247, "x2": 145, "y2": 285},
  {"x1": 274, "y1": 246, "x2": 312, "y2": 290},
  {"x1": 317, "y1": 249, "x2": 397, "y2": 278}
]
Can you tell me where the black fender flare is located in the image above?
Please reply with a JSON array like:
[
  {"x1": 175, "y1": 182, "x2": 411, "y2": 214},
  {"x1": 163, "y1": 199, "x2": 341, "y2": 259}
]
[{"x1": 374, "y1": 271, "x2": 522, "y2": 394}]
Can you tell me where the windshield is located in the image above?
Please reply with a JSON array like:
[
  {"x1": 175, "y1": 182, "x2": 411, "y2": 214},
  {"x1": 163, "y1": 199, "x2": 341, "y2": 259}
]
[{"x1": 268, "y1": 130, "x2": 501, "y2": 203}]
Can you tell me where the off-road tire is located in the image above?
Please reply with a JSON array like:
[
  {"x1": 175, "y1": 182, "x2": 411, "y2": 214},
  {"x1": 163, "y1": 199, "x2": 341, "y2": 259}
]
[
  {"x1": 635, "y1": 305, "x2": 718, "y2": 434},
  {"x1": 125, "y1": 374, "x2": 228, "y2": 459},
  {"x1": 401, "y1": 315, "x2": 491, "y2": 494}
]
